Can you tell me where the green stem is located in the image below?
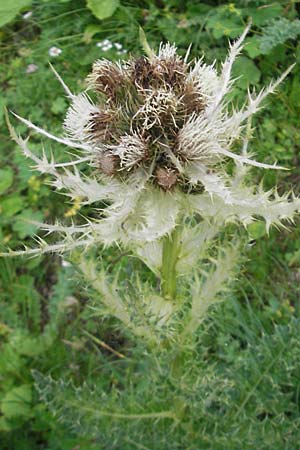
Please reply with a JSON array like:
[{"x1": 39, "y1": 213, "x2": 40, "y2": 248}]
[{"x1": 161, "y1": 228, "x2": 180, "y2": 300}]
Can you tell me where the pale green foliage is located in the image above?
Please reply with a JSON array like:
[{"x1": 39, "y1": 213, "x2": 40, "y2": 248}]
[
  {"x1": 183, "y1": 245, "x2": 240, "y2": 335},
  {"x1": 87, "y1": 0, "x2": 120, "y2": 21},
  {"x1": 80, "y1": 238, "x2": 240, "y2": 346},
  {"x1": 32, "y1": 314, "x2": 300, "y2": 449},
  {"x1": 259, "y1": 18, "x2": 300, "y2": 54}
]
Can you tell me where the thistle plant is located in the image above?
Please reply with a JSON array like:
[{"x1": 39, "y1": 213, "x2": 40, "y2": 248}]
[{"x1": 3, "y1": 25, "x2": 299, "y2": 345}]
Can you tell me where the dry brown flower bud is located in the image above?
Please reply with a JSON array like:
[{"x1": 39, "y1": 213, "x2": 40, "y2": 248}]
[
  {"x1": 88, "y1": 109, "x2": 118, "y2": 143},
  {"x1": 97, "y1": 153, "x2": 120, "y2": 176},
  {"x1": 155, "y1": 167, "x2": 178, "y2": 190},
  {"x1": 88, "y1": 60, "x2": 128, "y2": 101}
]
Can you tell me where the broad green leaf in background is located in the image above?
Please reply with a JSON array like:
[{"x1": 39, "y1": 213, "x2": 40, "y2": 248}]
[
  {"x1": 245, "y1": 3, "x2": 283, "y2": 27},
  {"x1": 1, "y1": 384, "x2": 32, "y2": 418},
  {"x1": 244, "y1": 36, "x2": 262, "y2": 59},
  {"x1": 207, "y1": 16, "x2": 244, "y2": 39},
  {"x1": 0, "y1": 168, "x2": 14, "y2": 195},
  {"x1": 51, "y1": 97, "x2": 67, "y2": 115},
  {"x1": 0, "y1": 196, "x2": 23, "y2": 217},
  {"x1": 18, "y1": 335, "x2": 50, "y2": 357},
  {"x1": 0, "y1": 0, "x2": 32, "y2": 28},
  {"x1": 205, "y1": 5, "x2": 244, "y2": 39},
  {"x1": 12, "y1": 209, "x2": 44, "y2": 239},
  {"x1": 0, "y1": 344, "x2": 24, "y2": 375},
  {"x1": 87, "y1": 0, "x2": 120, "y2": 21},
  {"x1": 259, "y1": 18, "x2": 300, "y2": 55},
  {"x1": 232, "y1": 56, "x2": 261, "y2": 89},
  {"x1": 83, "y1": 24, "x2": 103, "y2": 44},
  {"x1": 247, "y1": 221, "x2": 267, "y2": 240}
]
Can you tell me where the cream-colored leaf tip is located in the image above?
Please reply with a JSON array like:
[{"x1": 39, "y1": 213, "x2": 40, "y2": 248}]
[{"x1": 5, "y1": 25, "x2": 299, "y2": 255}]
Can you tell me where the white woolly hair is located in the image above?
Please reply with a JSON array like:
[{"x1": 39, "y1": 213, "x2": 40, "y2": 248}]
[
  {"x1": 64, "y1": 93, "x2": 99, "y2": 144},
  {"x1": 107, "y1": 133, "x2": 148, "y2": 170}
]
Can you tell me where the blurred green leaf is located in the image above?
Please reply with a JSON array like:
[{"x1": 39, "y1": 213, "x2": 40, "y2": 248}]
[
  {"x1": 12, "y1": 209, "x2": 43, "y2": 239},
  {"x1": 1, "y1": 384, "x2": 32, "y2": 418},
  {"x1": 0, "y1": 0, "x2": 32, "y2": 28},
  {"x1": 245, "y1": 36, "x2": 261, "y2": 59},
  {"x1": 51, "y1": 97, "x2": 67, "y2": 115},
  {"x1": 289, "y1": 76, "x2": 300, "y2": 111},
  {"x1": 0, "y1": 168, "x2": 14, "y2": 195},
  {"x1": 247, "y1": 221, "x2": 267, "y2": 240},
  {"x1": 232, "y1": 56, "x2": 261, "y2": 88},
  {"x1": 87, "y1": 0, "x2": 120, "y2": 21},
  {"x1": 0, "y1": 196, "x2": 23, "y2": 217},
  {"x1": 0, "y1": 416, "x2": 12, "y2": 432},
  {"x1": 18, "y1": 336, "x2": 49, "y2": 357},
  {"x1": 83, "y1": 24, "x2": 103, "y2": 44},
  {"x1": 245, "y1": 3, "x2": 283, "y2": 27},
  {"x1": 0, "y1": 344, "x2": 24, "y2": 375},
  {"x1": 0, "y1": 96, "x2": 7, "y2": 124},
  {"x1": 206, "y1": 6, "x2": 244, "y2": 39},
  {"x1": 139, "y1": 27, "x2": 154, "y2": 58},
  {"x1": 259, "y1": 18, "x2": 300, "y2": 55}
]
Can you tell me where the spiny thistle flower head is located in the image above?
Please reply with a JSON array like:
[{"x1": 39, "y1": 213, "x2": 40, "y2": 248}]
[
  {"x1": 64, "y1": 42, "x2": 225, "y2": 188},
  {"x1": 4, "y1": 25, "x2": 300, "y2": 256}
]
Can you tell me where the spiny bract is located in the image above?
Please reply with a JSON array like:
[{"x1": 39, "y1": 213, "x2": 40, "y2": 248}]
[{"x1": 5, "y1": 25, "x2": 300, "y2": 256}]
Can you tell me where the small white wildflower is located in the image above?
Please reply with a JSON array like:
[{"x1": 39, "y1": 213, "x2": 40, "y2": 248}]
[
  {"x1": 101, "y1": 39, "x2": 111, "y2": 46},
  {"x1": 49, "y1": 47, "x2": 62, "y2": 57},
  {"x1": 96, "y1": 39, "x2": 112, "y2": 49},
  {"x1": 23, "y1": 11, "x2": 32, "y2": 20},
  {"x1": 114, "y1": 42, "x2": 122, "y2": 50},
  {"x1": 26, "y1": 64, "x2": 38, "y2": 74}
]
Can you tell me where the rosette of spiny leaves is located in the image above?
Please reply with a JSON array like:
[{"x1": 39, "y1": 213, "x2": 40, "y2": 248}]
[{"x1": 3, "y1": 25, "x2": 299, "y2": 341}]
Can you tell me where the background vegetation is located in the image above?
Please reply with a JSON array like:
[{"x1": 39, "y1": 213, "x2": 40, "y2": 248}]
[{"x1": 0, "y1": 1, "x2": 300, "y2": 449}]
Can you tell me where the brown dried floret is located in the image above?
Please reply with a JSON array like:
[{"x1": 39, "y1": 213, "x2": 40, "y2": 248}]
[
  {"x1": 181, "y1": 81, "x2": 205, "y2": 115},
  {"x1": 132, "y1": 56, "x2": 187, "y2": 91},
  {"x1": 88, "y1": 109, "x2": 119, "y2": 143},
  {"x1": 151, "y1": 57, "x2": 187, "y2": 90},
  {"x1": 88, "y1": 60, "x2": 129, "y2": 101},
  {"x1": 132, "y1": 57, "x2": 153, "y2": 89},
  {"x1": 155, "y1": 167, "x2": 179, "y2": 190},
  {"x1": 97, "y1": 153, "x2": 120, "y2": 176}
]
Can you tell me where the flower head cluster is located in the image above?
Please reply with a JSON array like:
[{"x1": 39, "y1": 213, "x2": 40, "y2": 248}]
[
  {"x1": 65, "y1": 42, "x2": 222, "y2": 190},
  {"x1": 5, "y1": 26, "x2": 300, "y2": 256}
]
